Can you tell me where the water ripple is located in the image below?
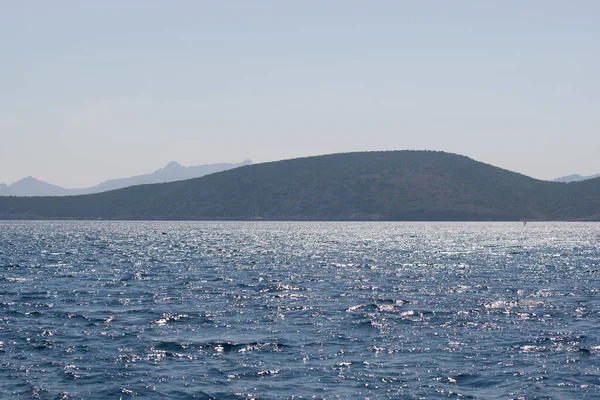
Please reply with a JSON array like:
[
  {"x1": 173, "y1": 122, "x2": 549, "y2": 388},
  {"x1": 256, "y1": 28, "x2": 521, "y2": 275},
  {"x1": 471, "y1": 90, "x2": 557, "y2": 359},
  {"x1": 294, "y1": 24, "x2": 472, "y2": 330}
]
[{"x1": 1, "y1": 221, "x2": 599, "y2": 398}]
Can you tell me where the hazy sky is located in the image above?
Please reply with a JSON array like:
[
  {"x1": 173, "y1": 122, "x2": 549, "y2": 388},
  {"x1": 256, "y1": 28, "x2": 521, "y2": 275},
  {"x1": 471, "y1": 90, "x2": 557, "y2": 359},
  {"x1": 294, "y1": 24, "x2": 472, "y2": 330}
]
[{"x1": 1, "y1": 1, "x2": 599, "y2": 188}]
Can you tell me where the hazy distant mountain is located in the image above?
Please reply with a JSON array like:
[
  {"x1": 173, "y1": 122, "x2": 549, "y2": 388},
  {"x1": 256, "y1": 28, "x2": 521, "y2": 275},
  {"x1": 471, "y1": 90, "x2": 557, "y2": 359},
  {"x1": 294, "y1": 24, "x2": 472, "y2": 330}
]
[
  {"x1": 552, "y1": 174, "x2": 600, "y2": 183},
  {"x1": 7, "y1": 176, "x2": 70, "y2": 197},
  {"x1": 0, "y1": 160, "x2": 252, "y2": 197},
  {"x1": 2, "y1": 151, "x2": 600, "y2": 221},
  {"x1": 74, "y1": 159, "x2": 253, "y2": 195}
]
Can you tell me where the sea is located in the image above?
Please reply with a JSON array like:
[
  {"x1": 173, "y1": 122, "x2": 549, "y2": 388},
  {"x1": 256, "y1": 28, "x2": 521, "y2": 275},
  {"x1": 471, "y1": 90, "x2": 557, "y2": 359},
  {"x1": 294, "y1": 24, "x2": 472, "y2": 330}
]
[{"x1": 1, "y1": 221, "x2": 599, "y2": 399}]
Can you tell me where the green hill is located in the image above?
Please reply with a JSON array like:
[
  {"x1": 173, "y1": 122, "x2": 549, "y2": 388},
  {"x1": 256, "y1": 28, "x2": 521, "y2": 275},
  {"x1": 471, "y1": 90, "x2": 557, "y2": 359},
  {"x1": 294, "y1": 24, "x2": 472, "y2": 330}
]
[{"x1": 1, "y1": 151, "x2": 599, "y2": 220}]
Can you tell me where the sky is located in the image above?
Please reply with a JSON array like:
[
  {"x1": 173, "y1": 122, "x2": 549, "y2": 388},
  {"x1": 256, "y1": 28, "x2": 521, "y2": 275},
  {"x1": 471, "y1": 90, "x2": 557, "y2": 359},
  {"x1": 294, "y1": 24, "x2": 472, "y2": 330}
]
[{"x1": 1, "y1": 1, "x2": 599, "y2": 188}]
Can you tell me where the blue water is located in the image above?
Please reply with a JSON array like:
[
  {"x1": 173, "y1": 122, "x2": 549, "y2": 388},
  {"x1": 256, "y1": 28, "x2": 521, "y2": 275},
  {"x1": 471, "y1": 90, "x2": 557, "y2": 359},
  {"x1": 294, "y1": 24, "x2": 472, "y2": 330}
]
[{"x1": 1, "y1": 221, "x2": 599, "y2": 399}]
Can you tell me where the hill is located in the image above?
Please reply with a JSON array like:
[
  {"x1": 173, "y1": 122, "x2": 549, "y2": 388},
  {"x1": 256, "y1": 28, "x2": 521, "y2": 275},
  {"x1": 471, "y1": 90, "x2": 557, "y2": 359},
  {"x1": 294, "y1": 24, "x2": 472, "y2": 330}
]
[
  {"x1": 0, "y1": 160, "x2": 252, "y2": 196},
  {"x1": 1, "y1": 151, "x2": 599, "y2": 221}
]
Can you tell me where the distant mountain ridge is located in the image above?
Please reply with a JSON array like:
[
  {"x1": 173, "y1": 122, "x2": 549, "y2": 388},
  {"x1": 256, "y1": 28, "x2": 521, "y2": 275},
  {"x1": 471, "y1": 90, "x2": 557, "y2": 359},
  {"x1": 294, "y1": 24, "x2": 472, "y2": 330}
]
[
  {"x1": 551, "y1": 173, "x2": 600, "y2": 183},
  {"x1": 74, "y1": 159, "x2": 253, "y2": 195},
  {"x1": 1, "y1": 150, "x2": 599, "y2": 221},
  {"x1": 0, "y1": 159, "x2": 252, "y2": 197},
  {"x1": 4, "y1": 176, "x2": 68, "y2": 197},
  {"x1": 0, "y1": 183, "x2": 10, "y2": 196}
]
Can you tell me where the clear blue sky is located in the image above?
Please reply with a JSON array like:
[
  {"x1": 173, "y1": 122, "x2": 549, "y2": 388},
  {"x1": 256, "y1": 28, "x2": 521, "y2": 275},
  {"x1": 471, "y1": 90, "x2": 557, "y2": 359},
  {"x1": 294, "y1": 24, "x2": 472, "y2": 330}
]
[{"x1": 1, "y1": 1, "x2": 599, "y2": 188}]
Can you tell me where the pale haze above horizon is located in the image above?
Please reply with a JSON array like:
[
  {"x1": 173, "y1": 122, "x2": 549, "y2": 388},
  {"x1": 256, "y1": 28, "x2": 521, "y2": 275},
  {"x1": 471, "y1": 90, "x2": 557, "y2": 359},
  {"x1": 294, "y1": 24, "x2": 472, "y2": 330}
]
[{"x1": 1, "y1": 1, "x2": 599, "y2": 188}]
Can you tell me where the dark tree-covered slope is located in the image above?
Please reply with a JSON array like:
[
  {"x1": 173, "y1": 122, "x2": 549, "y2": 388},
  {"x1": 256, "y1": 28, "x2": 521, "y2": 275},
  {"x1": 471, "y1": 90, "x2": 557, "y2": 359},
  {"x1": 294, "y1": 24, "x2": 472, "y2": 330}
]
[{"x1": 1, "y1": 151, "x2": 599, "y2": 220}]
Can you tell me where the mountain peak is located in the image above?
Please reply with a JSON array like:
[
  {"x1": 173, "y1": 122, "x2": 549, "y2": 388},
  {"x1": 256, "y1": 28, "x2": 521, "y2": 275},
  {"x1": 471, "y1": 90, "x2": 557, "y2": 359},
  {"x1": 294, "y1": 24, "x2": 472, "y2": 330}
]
[
  {"x1": 164, "y1": 161, "x2": 184, "y2": 169},
  {"x1": 14, "y1": 176, "x2": 42, "y2": 184},
  {"x1": 8, "y1": 175, "x2": 67, "y2": 197}
]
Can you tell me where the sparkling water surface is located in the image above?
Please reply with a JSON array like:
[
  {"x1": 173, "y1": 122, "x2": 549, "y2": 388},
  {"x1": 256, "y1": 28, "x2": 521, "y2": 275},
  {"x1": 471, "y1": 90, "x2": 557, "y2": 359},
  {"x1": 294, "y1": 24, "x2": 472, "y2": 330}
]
[{"x1": 1, "y1": 221, "x2": 599, "y2": 399}]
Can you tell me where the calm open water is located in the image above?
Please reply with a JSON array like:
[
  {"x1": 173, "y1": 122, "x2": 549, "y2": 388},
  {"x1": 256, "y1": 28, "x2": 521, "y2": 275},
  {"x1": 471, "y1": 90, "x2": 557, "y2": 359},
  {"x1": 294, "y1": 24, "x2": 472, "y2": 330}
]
[{"x1": 1, "y1": 221, "x2": 599, "y2": 399}]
